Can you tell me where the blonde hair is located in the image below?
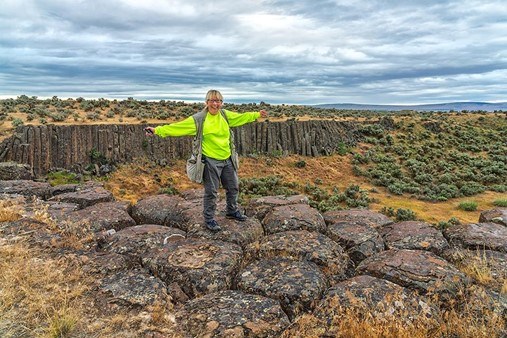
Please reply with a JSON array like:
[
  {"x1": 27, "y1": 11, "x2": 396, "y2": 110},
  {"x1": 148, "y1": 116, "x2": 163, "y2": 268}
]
[{"x1": 205, "y1": 90, "x2": 223, "y2": 101}]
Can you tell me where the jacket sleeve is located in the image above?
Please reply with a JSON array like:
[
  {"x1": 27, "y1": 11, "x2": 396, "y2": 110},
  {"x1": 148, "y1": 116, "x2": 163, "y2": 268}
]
[
  {"x1": 154, "y1": 116, "x2": 197, "y2": 137},
  {"x1": 223, "y1": 110, "x2": 261, "y2": 128}
]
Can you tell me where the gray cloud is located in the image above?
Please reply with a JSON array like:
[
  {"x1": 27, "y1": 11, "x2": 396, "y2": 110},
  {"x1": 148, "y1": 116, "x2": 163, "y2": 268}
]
[{"x1": 1, "y1": 0, "x2": 506, "y2": 104}]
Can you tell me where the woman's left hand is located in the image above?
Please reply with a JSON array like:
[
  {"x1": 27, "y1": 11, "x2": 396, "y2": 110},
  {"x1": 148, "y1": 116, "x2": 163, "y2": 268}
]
[{"x1": 259, "y1": 109, "x2": 268, "y2": 118}]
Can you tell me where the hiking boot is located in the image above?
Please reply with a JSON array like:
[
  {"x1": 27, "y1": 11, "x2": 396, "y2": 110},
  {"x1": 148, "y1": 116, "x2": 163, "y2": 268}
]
[
  {"x1": 226, "y1": 210, "x2": 248, "y2": 222},
  {"x1": 205, "y1": 219, "x2": 221, "y2": 232}
]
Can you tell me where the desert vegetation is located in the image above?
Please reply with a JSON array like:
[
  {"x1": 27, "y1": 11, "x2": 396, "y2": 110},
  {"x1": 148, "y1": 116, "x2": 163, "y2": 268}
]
[{"x1": 1, "y1": 96, "x2": 506, "y2": 337}]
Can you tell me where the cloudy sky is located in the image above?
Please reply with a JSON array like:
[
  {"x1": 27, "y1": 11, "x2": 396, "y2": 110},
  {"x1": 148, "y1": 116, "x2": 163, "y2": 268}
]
[{"x1": 1, "y1": 0, "x2": 506, "y2": 105}]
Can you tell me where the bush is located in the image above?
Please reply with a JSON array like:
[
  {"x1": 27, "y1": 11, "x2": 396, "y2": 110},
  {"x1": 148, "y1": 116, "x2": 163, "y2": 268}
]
[
  {"x1": 11, "y1": 118, "x2": 24, "y2": 127},
  {"x1": 395, "y1": 208, "x2": 417, "y2": 221},
  {"x1": 493, "y1": 199, "x2": 507, "y2": 207},
  {"x1": 458, "y1": 201, "x2": 478, "y2": 211}
]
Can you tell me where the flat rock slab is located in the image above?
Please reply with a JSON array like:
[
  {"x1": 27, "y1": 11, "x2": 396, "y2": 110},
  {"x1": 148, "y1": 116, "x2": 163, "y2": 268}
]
[
  {"x1": 61, "y1": 201, "x2": 136, "y2": 232},
  {"x1": 323, "y1": 209, "x2": 393, "y2": 228},
  {"x1": 444, "y1": 222, "x2": 507, "y2": 253},
  {"x1": 142, "y1": 238, "x2": 243, "y2": 299},
  {"x1": 101, "y1": 224, "x2": 186, "y2": 260},
  {"x1": 99, "y1": 269, "x2": 171, "y2": 308},
  {"x1": 237, "y1": 257, "x2": 328, "y2": 320},
  {"x1": 48, "y1": 185, "x2": 114, "y2": 208},
  {"x1": 176, "y1": 290, "x2": 290, "y2": 337},
  {"x1": 0, "y1": 180, "x2": 53, "y2": 199},
  {"x1": 380, "y1": 221, "x2": 449, "y2": 254},
  {"x1": 356, "y1": 249, "x2": 470, "y2": 295},
  {"x1": 245, "y1": 230, "x2": 349, "y2": 282},
  {"x1": 246, "y1": 195, "x2": 309, "y2": 221},
  {"x1": 187, "y1": 215, "x2": 264, "y2": 249},
  {"x1": 325, "y1": 221, "x2": 384, "y2": 265},
  {"x1": 262, "y1": 203, "x2": 326, "y2": 235},
  {"x1": 179, "y1": 188, "x2": 205, "y2": 201},
  {"x1": 479, "y1": 208, "x2": 507, "y2": 226}
]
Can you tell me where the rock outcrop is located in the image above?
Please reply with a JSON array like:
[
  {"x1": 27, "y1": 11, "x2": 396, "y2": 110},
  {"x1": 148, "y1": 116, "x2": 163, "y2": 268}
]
[{"x1": 1, "y1": 180, "x2": 506, "y2": 337}]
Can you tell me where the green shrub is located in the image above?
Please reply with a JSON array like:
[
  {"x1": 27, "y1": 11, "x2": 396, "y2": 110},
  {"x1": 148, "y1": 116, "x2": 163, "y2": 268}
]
[
  {"x1": 395, "y1": 208, "x2": 417, "y2": 221},
  {"x1": 458, "y1": 201, "x2": 478, "y2": 211},
  {"x1": 493, "y1": 199, "x2": 507, "y2": 207},
  {"x1": 46, "y1": 171, "x2": 80, "y2": 186},
  {"x1": 11, "y1": 118, "x2": 24, "y2": 127}
]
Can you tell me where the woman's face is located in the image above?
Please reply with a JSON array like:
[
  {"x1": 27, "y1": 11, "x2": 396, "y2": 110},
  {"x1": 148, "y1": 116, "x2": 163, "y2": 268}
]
[{"x1": 206, "y1": 97, "x2": 223, "y2": 115}]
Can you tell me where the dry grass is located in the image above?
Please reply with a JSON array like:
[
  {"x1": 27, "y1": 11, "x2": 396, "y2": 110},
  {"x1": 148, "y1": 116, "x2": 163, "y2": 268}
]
[
  {"x1": 0, "y1": 199, "x2": 24, "y2": 222},
  {"x1": 0, "y1": 242, "x2": 88, "y2": 337}
]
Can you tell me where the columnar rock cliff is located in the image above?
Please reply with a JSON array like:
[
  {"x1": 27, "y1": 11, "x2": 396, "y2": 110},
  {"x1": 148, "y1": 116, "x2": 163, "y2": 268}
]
[{"x1": 0, "y1": 120, "x2": 360, "y2": 176}]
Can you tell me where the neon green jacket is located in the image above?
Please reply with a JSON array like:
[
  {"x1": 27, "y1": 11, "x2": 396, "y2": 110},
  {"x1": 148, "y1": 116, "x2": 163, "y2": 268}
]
[{"x1": 154, "y1": 109, "x2": 261, "y2": 160}]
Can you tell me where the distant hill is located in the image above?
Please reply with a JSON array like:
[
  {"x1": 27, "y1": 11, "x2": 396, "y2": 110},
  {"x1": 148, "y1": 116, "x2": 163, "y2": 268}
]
[{"x1": 313, "y1": 102, "x2": 507, "y2": 112}]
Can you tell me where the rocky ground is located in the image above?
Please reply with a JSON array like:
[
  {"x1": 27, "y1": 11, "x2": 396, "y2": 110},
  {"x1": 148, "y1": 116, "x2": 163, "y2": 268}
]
[{"x1": 1, "y1": 178, "x2": 506, "y2": 337}]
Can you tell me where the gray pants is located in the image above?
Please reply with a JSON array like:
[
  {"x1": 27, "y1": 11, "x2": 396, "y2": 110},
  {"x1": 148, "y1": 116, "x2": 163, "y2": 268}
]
[{"x1": 203, "y1": 156, "x2": 239, "y2": 222}]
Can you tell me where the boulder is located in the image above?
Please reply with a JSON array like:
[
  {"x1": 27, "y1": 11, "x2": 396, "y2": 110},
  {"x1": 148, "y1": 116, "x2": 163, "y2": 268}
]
[
  {"x1": 99, "y1": 269, "x2": 172, "y2": 308},
  {"x1": 444, "y1": 222, "x2": 507, "y2": 253},
  {"x1": 142, "y1": 238, "x2": 243, "y2": 299},
  {"x1": 176, "y1": 290, "x2": 290, "y2": 337},
  {"x1": 61, "y1": 201, "x2": 136, "y2": 232},
  {"x1": 187, "y1": 215, "x2": 264, "y2": 249},
  {"x1": 237, "y1": 257, "x2": 328, "y2": 320},
  {"x1": 131, "y1": 194, "x2": 187, "y2": 226},
  {"x1": 479, "y1": 208, "x2": 507, "y2": 226},
  {"x1": 379, "y1": 221, "x2": 449, "y2": 255},
  {"x1": 246, "y1": 195, "x2": 309, "y2": 221},
  {"x1": 262, "y1": 203, "x2": 326, "y2": 235},
  {"x1": 0, "y1": 180, "x2": 52, "y2": 199},
  {"x1": 325, "y1": 221, "x2": 385, "y2": 265},
  {"x1": 100, "y1": 224, "x2": 186, "y2": 261},
  {"x1": 0, "y1": 162, "x2": 33, "y2": 180},
  {"x1": 356, "y1": 249, "x2": 470, "y2": 295},
  {"x1": 245, "y1": 230, "x2": 349, "y2": 282},
  {"x1": 313, "y1": 275, "x2": 433, "y2": 336},
  {"x1": 323, "y1": 209, "x2": 393, "y2": 228}
]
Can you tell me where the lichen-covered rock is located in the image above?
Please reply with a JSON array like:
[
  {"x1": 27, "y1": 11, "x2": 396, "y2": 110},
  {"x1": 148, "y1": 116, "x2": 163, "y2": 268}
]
[
  {"x1": 101, "y1": 224, "x2": 186, "y2": 260},
  {"x1": 444, "y1": 222, "x2": 507, "y2": 253},
  {"x1": 131, "y1": 194, "x2": 226, "y2": 231},
  {"x1": 479, "y1": 208, "x2": 507, "y2": 227},
  {"x1": 262, "y1": 204, "x2": 326, "y2": 235},
  {"x1": 0, "y1": 180, "x2": 52, "y2": 199},
  {"x1": 61, "y1": 201, "x2": 136, "y2": 232},
  {"x1": 356, "y1": 249, "x2": 470, "y2": 295},
  {"x1": 131, "y1": 194, "x2": 187, "y2": 226},
  {"x1": 246, "y1": 195, "x2": 309, "y2": 221},
  {"x1": 99, "y1": 269, "x2": 171, "y2": 308},
  {"x1": 314, "y1": 275, "x2": 433, "y2": 331},
  {"x1": 237, "y1": 257, "x2": 328, "y2": 320},
  {"x1": 45, "y1": 201, "x2": 80, "y2": 219},
  {"x1": 323, "y1": 209, "x2": 393, "y2": 228},
  {"x1": 179, "y1": 188, "x2": 204, "y2": 201},
  {"x1": 187, "y1": 215, "x2": 264, "y2": 249},
  {"x1": 0, "y1": 162, "x2": 33, "y2": 180},
  {"x1": 379, "y1": 221, "x2": 449, "y2": 255},
  {"x1": 79, "y1": 251, "x2": 138, "y2": 275},
  {"x1": 0, "y1": 217, "x2": 61, "y2": 248},
  {"x1": 442, "y1": 248, "x2": 507, "y2": 293},
  {"x1": 176, "y1": 290, "x2": 290, "y2": 337},
  {"x1": 245, "y1": 230, "x2": 349, "y2": 282},
  {"x1": 48, "y1": 185, "x2": 114, "y2": 208},
  {"x1": 142, "y1": 238, "x2": 243, "y2": 299},
  {"x1": 325, "y1": 221, "x2": 384, "y2": 265}
]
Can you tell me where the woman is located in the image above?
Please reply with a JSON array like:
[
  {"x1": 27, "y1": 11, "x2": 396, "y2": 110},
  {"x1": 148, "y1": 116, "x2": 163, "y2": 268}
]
[{"x1": 145, "y1": 90, "x2": 268, "y2": 232}]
